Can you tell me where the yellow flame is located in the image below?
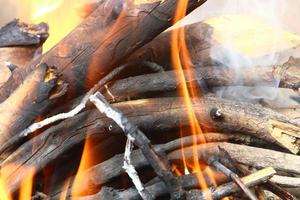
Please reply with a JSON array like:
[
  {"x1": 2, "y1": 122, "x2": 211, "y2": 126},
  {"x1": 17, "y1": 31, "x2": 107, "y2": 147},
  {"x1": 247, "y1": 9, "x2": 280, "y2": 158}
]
[
  {"x1": 0, "y1": 179, "x2": 12, "y2": 200},
  {"x1": 171, "y1": 0, "x2": 216, "y2": 196},
  {"x1": 19, "y1": 167, "x2": 35, "y2": 200},
  {"x1": 59, "y1": 177, "x2": 71, "y2": 200},
  {"x1": 18, "y1": 0, "x2": 90, "y2": 52},
  {"x1": 30, "y1": 0, "x2": 64, "y2": 20}
]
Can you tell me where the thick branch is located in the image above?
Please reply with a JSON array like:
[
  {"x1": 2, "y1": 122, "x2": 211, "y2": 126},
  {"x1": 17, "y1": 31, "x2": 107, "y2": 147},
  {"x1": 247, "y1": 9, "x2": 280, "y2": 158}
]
[
  {"x1": 102, "y1": 66, "x2": 300, "y2": 103},
  {"x1": 169, "y1": 143, "x2": 300, "y2": 175}
]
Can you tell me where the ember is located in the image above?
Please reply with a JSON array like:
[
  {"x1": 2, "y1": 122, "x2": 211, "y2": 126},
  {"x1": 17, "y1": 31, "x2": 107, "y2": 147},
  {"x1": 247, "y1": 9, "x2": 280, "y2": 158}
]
[{"x1": 0, "y1": 0, "x2": 299, "y2": 199}]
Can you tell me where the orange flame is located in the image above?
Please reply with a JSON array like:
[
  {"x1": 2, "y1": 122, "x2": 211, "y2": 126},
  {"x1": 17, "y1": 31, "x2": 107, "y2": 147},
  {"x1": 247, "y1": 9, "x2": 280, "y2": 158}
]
[
  {"x1": 19, "y1": 167, "x2": 35, "y2": 200},
  {"x1": 0, "y1": 164, "x2": 36, "y2": 200},
  {"x1": 171, "y1": 0, "x2": 216, "y2": 196},
  {"x1": 71, "y1": 133, "x2": 94, "y2": 197},
  {"x1": 59, "y1": 177, "x2": 71, "y2": 200}
]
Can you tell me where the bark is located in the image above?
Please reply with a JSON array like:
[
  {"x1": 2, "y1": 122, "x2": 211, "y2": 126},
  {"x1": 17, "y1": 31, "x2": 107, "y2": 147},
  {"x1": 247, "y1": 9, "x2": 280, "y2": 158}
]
[
  {"x1": 0, "y1": 63, "x2": 67, "y2": 150},
  {"x1": 0, "y1": 0, "x2": 206, "y2": 102},
  {"x1": 2, "y1": 96, "x2": 299, "y2": 193}
]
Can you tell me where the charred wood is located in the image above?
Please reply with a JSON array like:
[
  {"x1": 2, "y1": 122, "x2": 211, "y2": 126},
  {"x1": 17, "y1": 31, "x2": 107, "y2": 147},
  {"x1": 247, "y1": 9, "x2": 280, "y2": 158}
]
[
  {"x1": 0, "y1": 19, "x2": 48, "y2": 47},
  {"x1": 90, "y1": 92, "x2": 185, "y2": 199},
  {"x1": 68, "y1": 134, "x2": 273, "y2": 196},
  {"x1": 75, "y1": 167, "x2": 275, "y2": 200},
  {"x1": 0, "y1": 63, "x2": 67, "y2": 152}
]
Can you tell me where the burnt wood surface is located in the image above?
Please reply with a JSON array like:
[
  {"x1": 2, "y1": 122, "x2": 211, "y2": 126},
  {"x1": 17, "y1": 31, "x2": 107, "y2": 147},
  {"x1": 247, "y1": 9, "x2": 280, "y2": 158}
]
[
  {"x1": 0, "y1": 64, "x2": 67, "y2": 150},
  {"x1": 0, "y1": 19, "x2": 48, "y2": 47}
]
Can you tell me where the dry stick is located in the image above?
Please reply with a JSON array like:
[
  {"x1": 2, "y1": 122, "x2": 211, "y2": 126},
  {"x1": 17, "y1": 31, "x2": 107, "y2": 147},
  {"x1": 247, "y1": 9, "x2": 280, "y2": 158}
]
[
  {"x1": 89, "y1": 92, "x2": 185, "y2": 199},
  {"x1": 77, "y1": 167, "x2": 276, "y2": 200},
  {"x1": 0, "y1": 64, "x2": 127, "y2": 155},
  {"x1": 270, "y1": 175, "x2": 300, "y2": 188},
  {"x1": 123, "y1": 138, "x2": 154, "y2": 200},
  {"x1": 207, "y1": 157, "x2": 257, "y2": 200},
  {"x1": 186, "y1": 167, "x2": 276, "y2": 200}
]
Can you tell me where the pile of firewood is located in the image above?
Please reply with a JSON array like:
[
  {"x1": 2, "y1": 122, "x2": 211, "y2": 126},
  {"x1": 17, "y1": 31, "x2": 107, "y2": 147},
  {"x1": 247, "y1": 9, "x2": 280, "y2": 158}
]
[{"x1": 0, "y1": 0, "x2": 300, "y2": 199}]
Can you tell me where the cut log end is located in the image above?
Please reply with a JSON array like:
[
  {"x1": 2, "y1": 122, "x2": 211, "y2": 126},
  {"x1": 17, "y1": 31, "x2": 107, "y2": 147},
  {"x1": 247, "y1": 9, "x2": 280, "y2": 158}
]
[{"x1": 268, "y1": 120, "x2": 300, "y2": 154}]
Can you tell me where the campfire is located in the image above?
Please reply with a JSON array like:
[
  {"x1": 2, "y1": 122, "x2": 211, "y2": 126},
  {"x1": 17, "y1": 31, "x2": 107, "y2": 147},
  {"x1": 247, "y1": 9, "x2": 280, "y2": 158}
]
[{"x1": 0, "y1": 0, "x2": 299, "y2": 199}]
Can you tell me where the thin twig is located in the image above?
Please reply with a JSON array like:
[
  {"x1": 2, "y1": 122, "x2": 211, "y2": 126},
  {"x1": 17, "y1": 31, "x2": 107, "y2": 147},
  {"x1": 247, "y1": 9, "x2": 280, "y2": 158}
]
[
  {"x1": 186, "y1": 167, "x2": 276, "y2": 200},
  {"x1": 123, "y1": 137, "x2": 154, "y2": 200},
  {"x1": 89, "y1": 92, "x2": 185, "y2": 199},
  {"x1": 0, "y1": 64, "x2": 127, "y2": 155},
  {"x1": 207, "y1": 156, "x2": 257, "y2": 200}
]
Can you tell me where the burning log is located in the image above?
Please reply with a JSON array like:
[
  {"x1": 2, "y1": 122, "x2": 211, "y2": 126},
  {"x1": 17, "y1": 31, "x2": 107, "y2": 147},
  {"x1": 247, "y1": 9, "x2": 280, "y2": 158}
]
[
  {"x1": 0, "y1": 63, "x2": 67, "y2": 152},
  {"x1": 66, "y1": 134, "x2": 273, "y2": 196},
  {"x1": 0, "y1": 0, "x2": 206, "y2": 102},
  {"x1": 68, "y1": 166, "x2": 275, "y2": 200},
  {"x1": 1, "y1": 1, "x2": 300, "y2": 198},
  {"x1": 0, "y1": 19, "x2": 49, "y2": 69},
  {"x1": 127, "y1": 21, "x2": 215, "y2": 69},
  {"x1": 2, "y1": 96, "x2": 300, "y2": 194},
  {"x1": 90, "y1": 92, "x2": 186, "y2": 199},
  {"x1": 101, "y1": 65, "x2": 300, "y2": 103}
]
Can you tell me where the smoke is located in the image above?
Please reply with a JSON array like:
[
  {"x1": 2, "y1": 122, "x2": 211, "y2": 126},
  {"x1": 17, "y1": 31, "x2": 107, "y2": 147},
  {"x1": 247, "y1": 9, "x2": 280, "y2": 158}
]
[
  {"x1": 0, "y1": 0, "x2": 18, "y2": 26},
  {"x1": 182, "y1": 0, "x2": 300, "y2": 104}
]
